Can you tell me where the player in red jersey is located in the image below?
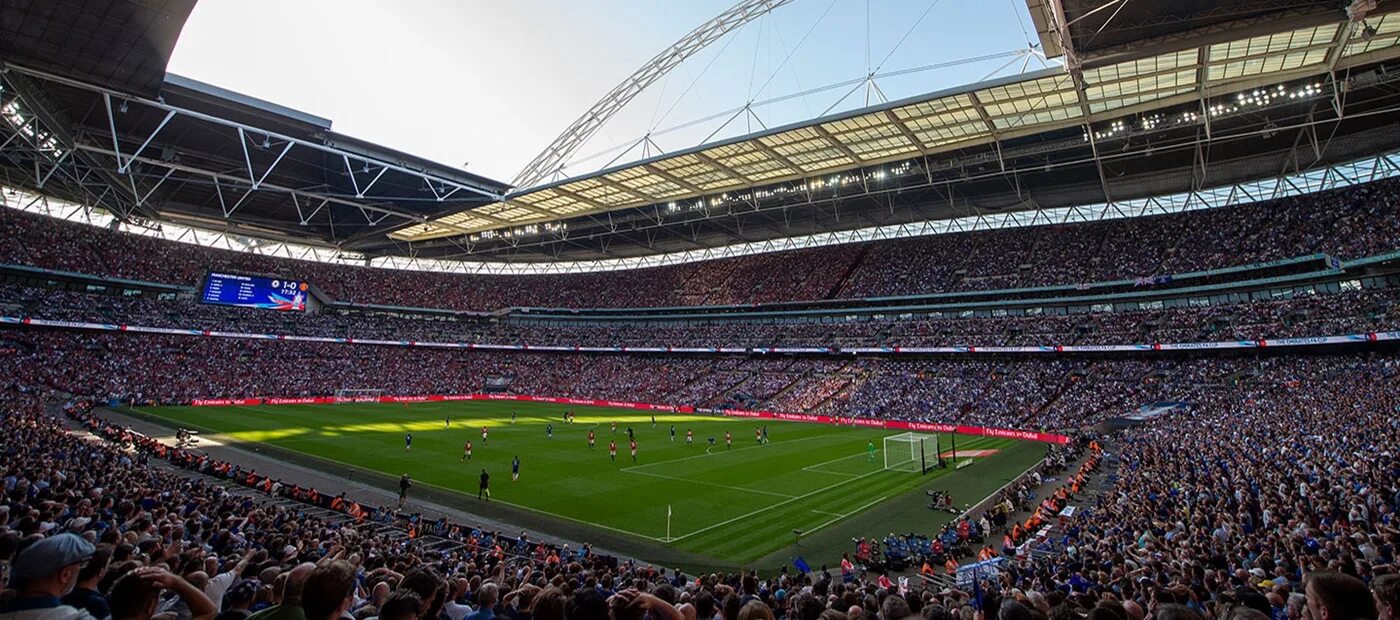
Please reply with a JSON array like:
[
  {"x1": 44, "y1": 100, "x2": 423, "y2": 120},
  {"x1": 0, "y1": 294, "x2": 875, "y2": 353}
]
[
  {"x1": 587, "y1": 429, "x2": 596, "y2": 449},
  {"x1": 608, "y1": 440, "x2": 617, "y2": 461},
  {"x1": 460, "y1": 440, "x2": 472, "y2": 462},
  {"x1": 725, "y1": 430, "x2": 733, "y2": 449},
  {"x1": 481, "y1": 426, "x2": 488, "y2": 444},
  {"x1": 629, "y1": 439, "x2": 638, "y2": 462},
  {"x1": 686, "y1": 429, "x2": 694, "y2": 446}
]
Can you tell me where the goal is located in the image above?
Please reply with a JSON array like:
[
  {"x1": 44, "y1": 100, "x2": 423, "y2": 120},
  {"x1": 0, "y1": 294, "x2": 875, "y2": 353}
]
[
  {"x1": 334, "y1": 388, "x2": 384, "y2": 401},
  {"x1": 883, "y1": 432, "x2": 939, "y2": 473}
]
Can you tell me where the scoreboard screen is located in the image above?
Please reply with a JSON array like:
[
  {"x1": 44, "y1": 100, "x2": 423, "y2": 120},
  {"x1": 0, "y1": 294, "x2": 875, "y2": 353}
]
[{"x1": 201, "y1": 272, "x2": 308, "y2": 312}]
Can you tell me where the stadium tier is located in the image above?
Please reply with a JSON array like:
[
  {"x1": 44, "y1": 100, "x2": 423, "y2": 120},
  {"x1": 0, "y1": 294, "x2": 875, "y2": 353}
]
[{"x1": 3, "y1": 176, "x2": 1400, "y2": 312}]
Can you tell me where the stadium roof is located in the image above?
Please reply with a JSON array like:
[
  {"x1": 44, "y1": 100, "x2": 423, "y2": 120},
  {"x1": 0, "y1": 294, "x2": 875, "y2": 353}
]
[
  {"x1": 0, "y1": 1, "x2": 508, "y2": 251},
  {"x1": 394, "y1": 4, "x2": 1395, "y2": 239},
  {"x1": 5, "y1": 1, "x2": 1400, "y2": 264},
  {"x1": 0, "y1": 0, "x2": 195, "y2": 97}
]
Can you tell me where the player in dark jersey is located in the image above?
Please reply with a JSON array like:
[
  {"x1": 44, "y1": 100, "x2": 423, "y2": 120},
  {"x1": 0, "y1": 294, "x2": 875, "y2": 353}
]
[
  {"x1": 588, "y1": 430, "x2": 596, "y2": 449},
  {"x1": 398, "y1": 474, "x2": 412, "y2": 508},
  {"x1": 478, "y1": 469, "x2": 490, "y2": 500},
  {"x1": 512, "y1": 455, "x2": 521, "y2": 481},
  {"x1": 404, "y1": 433, "x2": 412, "y2": 452}
]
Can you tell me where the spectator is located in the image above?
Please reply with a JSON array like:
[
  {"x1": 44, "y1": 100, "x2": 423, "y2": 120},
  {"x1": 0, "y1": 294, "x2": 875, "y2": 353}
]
[
  {"x1": 301, "y1": 562, "x2": 356, "y2": 620},
  {"x1": 108, "y1": 567, "x2": 216, "y2": 620},
  {"x1": 1305, "y1": 573, "x2": 1377, "y2": 620},
  {"x1": 0, "y1": 533, "x2": 97, "y2": 620}
]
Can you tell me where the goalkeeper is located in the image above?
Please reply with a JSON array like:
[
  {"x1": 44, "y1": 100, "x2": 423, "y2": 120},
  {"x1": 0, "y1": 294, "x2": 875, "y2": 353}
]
[{"x1": 867, "y1": 441, "x2": 877, "y2": 463}]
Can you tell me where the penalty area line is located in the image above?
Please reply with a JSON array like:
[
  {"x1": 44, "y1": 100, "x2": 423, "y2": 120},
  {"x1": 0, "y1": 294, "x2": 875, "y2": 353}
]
[
  {"x1": 668, "y1": 465, "x2": 891, "y2": 543},
  {"x1": 621, "y1": 468, "x2": 797, "y2": 499}
]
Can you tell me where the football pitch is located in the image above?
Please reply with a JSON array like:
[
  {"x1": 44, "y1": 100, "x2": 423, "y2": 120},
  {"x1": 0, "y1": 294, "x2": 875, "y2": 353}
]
[{"x1": 129, "y1": 401, "x2": 1043, "y2": 567}]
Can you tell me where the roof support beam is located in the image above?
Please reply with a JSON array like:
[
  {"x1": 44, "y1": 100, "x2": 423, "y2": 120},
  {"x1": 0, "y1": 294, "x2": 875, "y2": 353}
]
[
  {"x1": 692, "y1": 151, "x2": 755, "y2": 185},
  {"x1": 504, "y1": 199, "x2": 562, "y2": 219},
  {"x1": 747, "y1": 139, "x2": 810, "y2": 174},
  {"x1": 549, "y1": 185, "x2": 612, "y2": 211},
  {"x1": 641, "y1": 163, "x2": 707, "y2": 194},
  {"x1": 591, "y1": 176, "x2": 655, "y2": 203},
  {"x1": 881, "y1": 111, "x2": 930, "y2": 156},
  {"x1": 68, "y1": 142, "x2": 472, "y2": 232},
  {"x1": 809, "y1": 125, "x2": 863, "y2": 166}
]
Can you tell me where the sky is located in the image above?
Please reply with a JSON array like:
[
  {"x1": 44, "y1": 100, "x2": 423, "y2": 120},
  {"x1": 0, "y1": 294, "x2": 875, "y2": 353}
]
[{"x1": 167, "y1": 0, "x2": 1049, "y2": 185}]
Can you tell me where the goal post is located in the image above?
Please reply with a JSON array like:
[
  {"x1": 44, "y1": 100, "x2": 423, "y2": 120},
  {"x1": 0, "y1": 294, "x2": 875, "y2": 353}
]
[{"x1": 883, "y1": 432, "x2": 940, "y2": 473}]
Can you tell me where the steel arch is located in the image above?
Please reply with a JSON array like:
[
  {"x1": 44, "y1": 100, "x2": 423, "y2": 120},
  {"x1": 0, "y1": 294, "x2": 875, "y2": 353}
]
[{"x1": 510, "y1": 0, "x2": 795, "y2": 191}]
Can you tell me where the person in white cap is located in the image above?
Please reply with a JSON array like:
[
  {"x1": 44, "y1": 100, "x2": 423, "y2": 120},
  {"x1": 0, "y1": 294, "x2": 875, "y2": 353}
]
[{"x1": 0, "y1": 533, "x2": 97, "y2": 620}]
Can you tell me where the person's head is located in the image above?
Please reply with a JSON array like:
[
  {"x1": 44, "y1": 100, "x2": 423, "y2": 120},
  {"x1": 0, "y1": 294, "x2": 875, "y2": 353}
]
[
  {"x1": 399, "y1": 567, "x2": 443, "y2": 605},
  {"x1": 1154, "y1": 604, "x2": 1204, "y2": 620},
  {"x1": 477, "y1": 583, "x2": 500, "y2": 609},
  {"x1": 107, "y1": 569, "x2": 164, "y2": 620},
  {"x1": 531, "y1": 587, "x2": 568, "y2": 620},
  {"x1": 999, "y1": 601, "x2": 1035, "y2": 620},
  {"x1": 1374, "y1": 575, "x2": 1400, "y2": 620},
  {"x1": 820, "y1": 610, "x2": 850, "y2": 620},
  {"x1": 1225, "y1": 608, "x2": 1270, "y2": 620},
  {"x1": 372, "y1": 581, "x2": 392, "y2": 605},
  {"x1": 9, "y1": 533, "x2": 96, "y2": 597},
  {"x1": 73, "y1": 544, "x2": 112, "y2": 588},
  {"x1": 738, "y1": 601, "x2": 776, "y2": 620},
  {"x1": 303, "y1": 561, "x2": 358, "y2": 620},
  {"x1": 1306, "y1": 572, "x2": 1376, "y2": 620},
  {"x1": 225, "y1": 580, "x2": 260, "y2": 611},
  {"x1": 568, "y1": 588, "x2": 610, "y2": 620},
  {"x1": 693, "y1": 591, "x2": 716, "y2": 620},
  {"x1": 283, "y1": 562, "x2": 318, "y2": 605},
  {"x1": 379, "y1": 591, "x2": 424, "y2": 620},
  {"x1": 882, "y1": 595, "x2": 913, "y2": 620}
]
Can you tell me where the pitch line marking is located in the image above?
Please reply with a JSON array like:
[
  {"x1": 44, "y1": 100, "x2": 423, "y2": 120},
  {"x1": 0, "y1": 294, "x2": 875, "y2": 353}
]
[
  {"x1": 810, "y1": 509, "x2": 845, "y2": 517},
  {"x1": 800, "y1": 452, "x2": 872, "y2": 477},
  {"x1": 807, "y1": 496, "x2": 888, "y2": 532},
  {"x1": 621, "y1": 434, "x2": 830, "y2": 472},
  {"x1": 668, "y1": 465, "x2": 892, "y2": 543},
  {"x1": 620, "y1": 468, "x2": 797, "y2": 499}
]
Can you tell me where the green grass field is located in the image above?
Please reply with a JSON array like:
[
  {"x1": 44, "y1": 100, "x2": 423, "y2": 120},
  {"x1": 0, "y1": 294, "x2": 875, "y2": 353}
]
[{"x1": 130, "y1": 401, "x2": 1040, "y2": 567}]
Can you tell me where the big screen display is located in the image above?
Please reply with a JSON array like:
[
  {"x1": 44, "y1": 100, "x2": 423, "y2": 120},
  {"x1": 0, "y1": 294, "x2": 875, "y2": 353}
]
[{"x1": 201, "y1": 272, "x2": 308, "y2": 311}]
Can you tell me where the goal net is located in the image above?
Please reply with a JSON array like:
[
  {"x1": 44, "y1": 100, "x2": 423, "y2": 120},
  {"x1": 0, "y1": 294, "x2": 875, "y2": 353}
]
[
  {"x1": 334, "y1": 388, "x2": 384, "y2": 402},
  {"x1": 883, "y1": 432, "x2": 939, "y2": 473}
]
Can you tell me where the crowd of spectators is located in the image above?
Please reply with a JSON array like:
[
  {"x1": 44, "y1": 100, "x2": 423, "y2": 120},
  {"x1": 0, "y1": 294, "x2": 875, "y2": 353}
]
[
  {"x1": 2, "y1": 283, "x2": 1395, "y2": 352},
  {"x1": 3, "y1": 176, "x2": 1399, "y2": 311},
  {"x1": 3, "y1": 324, "x2": 1397, "y2": 434},
  {"x1": 998, "y1": 352, "x2": 1400, "y2": 620}
]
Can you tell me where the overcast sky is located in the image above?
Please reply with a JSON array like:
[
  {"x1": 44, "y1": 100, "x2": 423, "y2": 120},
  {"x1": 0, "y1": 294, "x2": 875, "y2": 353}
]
[{"x1": 168, "y1": 0, "x2": 1046, "y2": 185}]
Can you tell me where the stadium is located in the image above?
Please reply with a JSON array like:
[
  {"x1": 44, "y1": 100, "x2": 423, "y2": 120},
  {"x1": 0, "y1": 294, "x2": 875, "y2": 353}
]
[{"x1": 0, "y1": 0, "x2": 1398, "y2": 619}]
